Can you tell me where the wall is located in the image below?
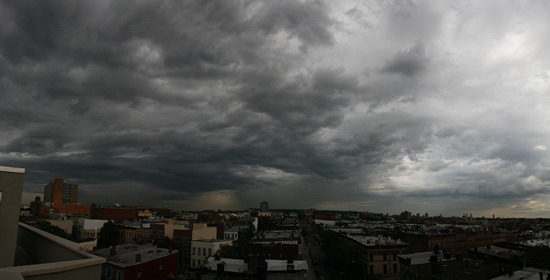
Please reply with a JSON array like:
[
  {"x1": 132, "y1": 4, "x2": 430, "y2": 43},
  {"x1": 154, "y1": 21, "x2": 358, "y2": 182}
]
[
  {"x1": 0, "y1": 166, "x2": 25, "y2": 268},
  {"x1": 0, "y1": 223, "x2": 105, "y2": 280},
  {"x1": 191, "y1": 223, "x2": 217, "y2": 240}
]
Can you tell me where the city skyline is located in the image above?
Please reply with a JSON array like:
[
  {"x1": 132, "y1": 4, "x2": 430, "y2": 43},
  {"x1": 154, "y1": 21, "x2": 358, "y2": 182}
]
[{"x1": 2, "y1": 1, "x2": 550, "y2": 217}]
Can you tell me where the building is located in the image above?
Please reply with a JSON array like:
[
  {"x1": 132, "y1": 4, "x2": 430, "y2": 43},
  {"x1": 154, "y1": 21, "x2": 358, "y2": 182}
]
[
  {"x1": 150, "y1": 219, "x2": 190, "y2": 240},
  {"x1": 44, "y1": 177, "x2": 78, "y2": 205},
  {"x1": 79, "y1": 218, "x2": 108, "y2": 240},
  {"x1": 45, "y1": 217, "x2": 74, "y2": 235},
  {"x1": 29, "y1": 196, "x2": 42, "y2": 215},
  {"x1": 190, "y1": 239, "x2": 232, "y2": 268},
  {"x1": 0, "y1": 166, "x2": 25, "y2": 268},
  {"x1": 41, "y1": 177, "x2": 90, "y2": 215},
  {"x1": 119, "y1": 227, "x2": 151, "y2": 244},
  {"x1": 90, "y1": 203, "x2": 137, "y2": 223},
  {"x1": 398, "y1": 251, "x2": 503, "y2": 280},
  {"x1": 400, "y1": 210, "x2": 412, "y2": 220},
  {"x1": 260, "y1": 201, "x2": 269, "y2": 212},
  {"x1": 92, "y1": 243, "x2": 178, "y2": 280},
  {"x1": 151, "y1": 221, "x2": 217, "y2": 270},
  {"x1": 224, "y1": 226, "x2": 248, "y2": 240},
  {"x1": 403, "y1": 231, "x2": 508, "y2": 257},
  {"x1": 337, "y1": 231, "x2": 408, "y2": 280}
]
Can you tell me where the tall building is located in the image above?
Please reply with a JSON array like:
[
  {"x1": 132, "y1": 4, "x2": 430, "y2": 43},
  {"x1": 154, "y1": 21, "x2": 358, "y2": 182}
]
[
  {"x1": 44, "y1": 177, "x2": 78, "y2": 205},
  {"x1": 41, "y1": 177, "x2": 89, "y2": 215},
  {"x1": 0, "y1": 166, "x2": 25, "y2": 268},
  {"x1": 260, "y1": 201, "x2": 269, "y2": 212}
]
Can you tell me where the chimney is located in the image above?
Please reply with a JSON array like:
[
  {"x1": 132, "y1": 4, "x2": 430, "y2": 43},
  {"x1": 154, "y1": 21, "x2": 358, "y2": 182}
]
[{"x1": 135, "y1": 254, "x2": 141, "y2": 263}]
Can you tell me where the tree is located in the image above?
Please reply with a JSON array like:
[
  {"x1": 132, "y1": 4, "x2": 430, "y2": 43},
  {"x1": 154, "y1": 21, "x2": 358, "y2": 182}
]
[
  {"x1": 218, "y1": 224, "x2": 256, "y2": 260},
  {"x1": 157, "y1": 236, "x2": 177, "y2": 249},
  {"x1": 35, "y1": 221, "x2": 70, "y2": 240},
  {"x1": 97, "y1": 221, "x2": 119, "y2": 248}
]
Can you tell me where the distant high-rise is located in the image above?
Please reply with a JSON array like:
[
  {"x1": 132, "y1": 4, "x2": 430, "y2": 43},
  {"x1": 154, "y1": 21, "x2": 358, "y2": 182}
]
[
  {"x1": 44, "y1": 177, "x2": 78, "y2": 206},
  {"x1": 260, "y1": 201, "x2": 269, "y2": 212}
]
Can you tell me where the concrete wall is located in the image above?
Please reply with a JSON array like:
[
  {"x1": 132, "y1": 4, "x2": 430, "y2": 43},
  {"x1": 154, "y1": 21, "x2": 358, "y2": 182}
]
[
  {"x1": 0, "y1": 166, "x2": 25, "y2": 268},
  {"x1": 0, "y1": 223, "x2": 105, "y2": 280},
  {"x1": 23, "y1": 263, "x2": 101, "y2": 280}
]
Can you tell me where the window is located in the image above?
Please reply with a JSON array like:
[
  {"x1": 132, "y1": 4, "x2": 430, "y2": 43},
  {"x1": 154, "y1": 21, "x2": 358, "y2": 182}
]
[
  {"x1": 393, "y1": 253, "x2": 397, "y2": 260},
  {"x1": 159, "y1": 265, "x2": 163, "y2": 270},
  {"x1": 383, "y1": 253, "x2": 387, "y2": 261},
  {"x1": 370, "y1": 253, "x2": 373, "y2": 261},
  {"x1": 192, "y1": 247, "x2": 196, "y2": 255},
  {"x1": 203, "y1": 248, "x2": 206, "y2": 256},
  {"x1": 369, "y1": 266, "x2": 374, "y2": 275},
  {"x1": 208, "y1": 248, "x2": 212, "y2": 256},
  {"x1": 383, "y1": 264, "x2": 387, "y2": 274},
  {"x1": 393, "y1": 263, "x2": 397, "y2": 273},
  {"x1": 137, "y1": 272, "x2": 141, "y2": 278},
  {"x1": 192, "y1": 259, "x2": 196, "y2": 267}
]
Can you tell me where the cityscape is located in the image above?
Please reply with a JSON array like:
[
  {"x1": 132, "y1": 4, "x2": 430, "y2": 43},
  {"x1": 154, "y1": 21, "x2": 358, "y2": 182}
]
[
  {"x1": 2, "y1": 1, "x2": 550, "y2": 279},
  {"x1": 1, "y1": 169, "x2": 550, "y2": 280}
]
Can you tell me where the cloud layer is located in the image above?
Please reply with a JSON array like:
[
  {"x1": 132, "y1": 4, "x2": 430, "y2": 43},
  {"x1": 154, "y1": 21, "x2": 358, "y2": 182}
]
[{"x1": 2, "y1": 0, "x2": 550, "y2": 216}]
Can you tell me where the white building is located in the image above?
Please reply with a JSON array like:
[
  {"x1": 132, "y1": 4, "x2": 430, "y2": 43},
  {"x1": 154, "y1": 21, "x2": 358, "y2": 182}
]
[
  {"x1": 224, "y1": 226, "x2": 248, "y2": 240},
  {"x1": 79, "y1": 218, "x2": 108, "y2": 239},
  {"x1": 190, "y1": 240, "x2": 232, "y2": 268}
]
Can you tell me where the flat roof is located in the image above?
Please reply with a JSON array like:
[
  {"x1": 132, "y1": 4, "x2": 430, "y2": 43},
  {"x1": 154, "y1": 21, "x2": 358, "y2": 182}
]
[
  {"x1": 398, "y1": 251, "x2": 455, "y2": 265},
  {"x1": 93, "y1": 244, "x2": 176, "y2": 268},
  {"x1": 0, "y1": 166, "x2": 25, "y2": 174}
]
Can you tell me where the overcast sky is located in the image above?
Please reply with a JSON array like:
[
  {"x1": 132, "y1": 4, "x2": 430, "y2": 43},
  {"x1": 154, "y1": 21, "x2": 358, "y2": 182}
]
[{"x1": 2, "y1": 1, "x2": 550, "y2": 217}]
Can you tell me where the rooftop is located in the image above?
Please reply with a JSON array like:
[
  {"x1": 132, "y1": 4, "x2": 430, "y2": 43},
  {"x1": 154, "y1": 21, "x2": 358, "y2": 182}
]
[
  {"x1": 0, "y1": 166, "x2": 25, "y2": 174},
  {"x1": 92, "y1": 243, "x2": 176, "y2": 268},
  {"x1": 398, "y1": 251, "x2": 455, "y2": 265}
]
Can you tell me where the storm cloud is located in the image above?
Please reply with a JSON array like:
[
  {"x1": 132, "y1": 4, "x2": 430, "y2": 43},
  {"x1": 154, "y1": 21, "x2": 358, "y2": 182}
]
[{"x1": 2, "y1": 0, "x2": 550, "y2": 217}]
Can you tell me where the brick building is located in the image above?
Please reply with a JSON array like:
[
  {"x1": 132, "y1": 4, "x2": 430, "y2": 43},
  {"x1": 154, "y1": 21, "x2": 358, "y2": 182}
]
[
  {"x1": 90, "y1": 203, "x2": 137, "y2": 222},
  {"x1": 93, "y1": 243, "x2": 178, "y2": 280}
]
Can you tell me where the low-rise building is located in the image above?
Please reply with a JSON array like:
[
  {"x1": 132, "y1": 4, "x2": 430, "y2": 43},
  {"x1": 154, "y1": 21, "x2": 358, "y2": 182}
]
[
  {"x1": 119, "y1": 227, "x2": 151, "y2": 244},
  {"x1": 190, "y1": 239, "x2": 232, "y2": 268},
  {"x1": 92, "y1": 243, "x2": 178, "y2": 280},
  {"x1": 224, "y1": 226, "x2": 248, "y2": 240},
  {"x1": 79, "y1": 218, "x2": 108, "y2": 240},
  {"x1": 398, "y1": 251, "x2": 503, "y2": 280}
]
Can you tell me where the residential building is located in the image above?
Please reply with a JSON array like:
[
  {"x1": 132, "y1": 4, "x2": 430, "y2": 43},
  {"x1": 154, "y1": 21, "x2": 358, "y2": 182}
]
[
  {"x1": 92, "y1": 243, "x2": 178, "y2": 280},
  {"x1": 341, "y1": 232, "x2": 408, "y2": 280},
  {"x1": 398, "y1": 251, "x2": 503, "y2": 280},
  {"x1": 119, "y1": 227, "x2": 151, "y2": 244},
  {"x1": 79, "y1": 218, "x2": 108, "y2": 240},
  {"x1": 190, "y1": 239, "x2": 232, "y2": 268},
  {"x1": 404, "y1": 231, "x2": 507, "y2": 257},
  {"x1": 224, "y1": 226, "x2": 248, "y2": 240},
  {"x1": 90, "y1": 203, "x2": 137, "y2": 223}
]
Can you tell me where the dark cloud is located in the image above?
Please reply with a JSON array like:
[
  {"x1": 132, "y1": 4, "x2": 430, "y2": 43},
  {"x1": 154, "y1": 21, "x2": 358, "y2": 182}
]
[
  {"x1": 2, "y1": 1, "x2": 550, "y2": 216},
  {"x1": 381, "y1": 41, "x2": 428, "y2": 77}
]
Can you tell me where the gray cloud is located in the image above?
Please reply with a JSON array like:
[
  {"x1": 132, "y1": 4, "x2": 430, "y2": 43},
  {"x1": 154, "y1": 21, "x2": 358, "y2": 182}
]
[
  {"x1": 381, "y1": 41, "x2": 428, "y2": 77},
  {"x1": 2, "y1": 0, "x2": 550, "y2": 217}
]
